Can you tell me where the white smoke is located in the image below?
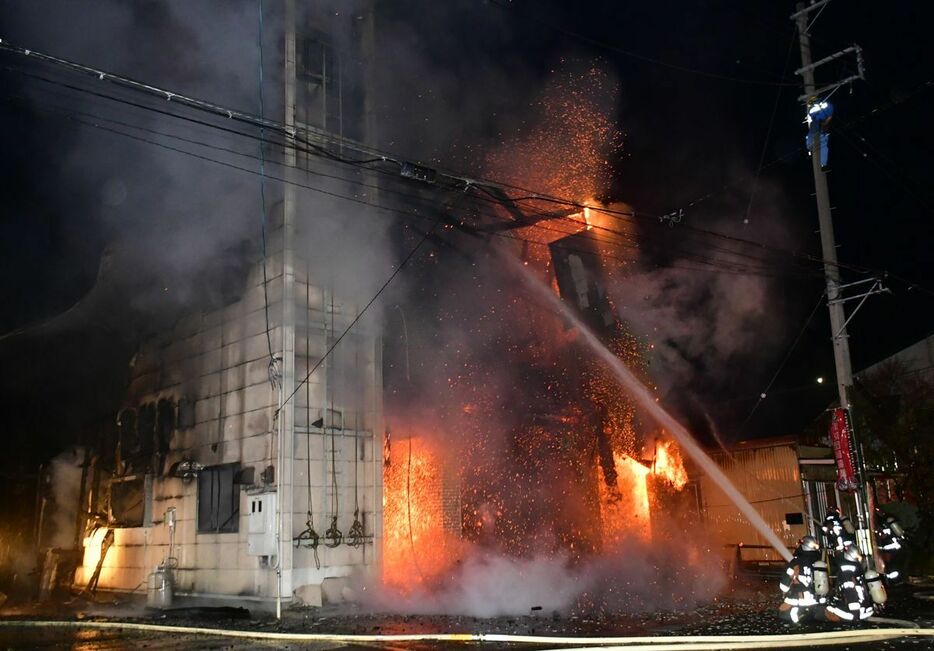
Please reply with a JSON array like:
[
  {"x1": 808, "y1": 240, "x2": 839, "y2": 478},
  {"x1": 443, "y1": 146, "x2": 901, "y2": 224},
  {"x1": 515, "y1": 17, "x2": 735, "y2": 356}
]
[
  {"x1": 613, "y1": 267, "x2": 775, "y2": 392},
  {"x1": 45, "y1": 447, "x2": 85, "y2": 550},
  {"x1": 359, "y1": 536, "x2": 725, "y2": 617}
]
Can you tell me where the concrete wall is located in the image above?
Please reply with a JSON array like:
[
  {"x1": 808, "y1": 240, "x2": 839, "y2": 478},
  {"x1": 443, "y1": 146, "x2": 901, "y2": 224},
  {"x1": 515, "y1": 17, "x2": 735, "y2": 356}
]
[{"x1": 77, "y1": 257, "x2": 382, "y2": 603}]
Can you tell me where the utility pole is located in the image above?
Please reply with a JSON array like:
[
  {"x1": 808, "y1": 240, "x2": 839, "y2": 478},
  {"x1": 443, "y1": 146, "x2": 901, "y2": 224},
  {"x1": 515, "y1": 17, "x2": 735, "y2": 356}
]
[{"x1": 792, "y1": 1, "x2": 877, "y2": 563}]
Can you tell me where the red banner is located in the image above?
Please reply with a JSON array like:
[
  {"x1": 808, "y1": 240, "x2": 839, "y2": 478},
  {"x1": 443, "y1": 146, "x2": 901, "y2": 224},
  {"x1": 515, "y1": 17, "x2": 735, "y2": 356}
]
[{"x1": 830, "y1": 408, "x2": 858, "y2": 492}]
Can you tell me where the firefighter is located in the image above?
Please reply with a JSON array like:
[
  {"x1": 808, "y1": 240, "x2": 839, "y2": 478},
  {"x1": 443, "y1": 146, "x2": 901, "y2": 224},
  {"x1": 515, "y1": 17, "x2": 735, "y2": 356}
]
[
  {"x1": 778, "y1": 535, "x2": 824, "y2": 624},
  {"x1": 821, "y1": 507, "x2": 856, "y2": 566},
  {"x1": 823, "y1": 543, "x2": 875, "y2": 623},
  {"x1": 805, "y1": 96, "x2": 834, "y2": 170},
  {"x1": 876, "y1": 512, "x2": 907, "y2": 582}
]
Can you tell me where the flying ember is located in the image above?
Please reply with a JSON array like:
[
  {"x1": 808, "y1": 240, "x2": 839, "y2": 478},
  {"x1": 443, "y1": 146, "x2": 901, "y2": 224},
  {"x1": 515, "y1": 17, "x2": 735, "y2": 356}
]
[{"x1": 379, "y1": 65, "x2": 703, "y2": 610}]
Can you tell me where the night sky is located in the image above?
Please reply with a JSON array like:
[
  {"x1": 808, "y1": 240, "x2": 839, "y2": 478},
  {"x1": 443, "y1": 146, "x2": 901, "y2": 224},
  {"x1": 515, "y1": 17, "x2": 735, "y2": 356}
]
[{"x1": 1, "y1": 0, "x2": 932, "y2": 470}]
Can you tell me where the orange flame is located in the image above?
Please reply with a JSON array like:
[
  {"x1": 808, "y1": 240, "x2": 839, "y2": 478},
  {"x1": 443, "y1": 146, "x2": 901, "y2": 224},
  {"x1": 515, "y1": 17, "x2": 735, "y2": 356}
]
[
  {"x1": 382, "y1": 436, "x2": 460, "y2": 591},
  {"x1": 654, "y1": 440, "x2": 688, "y2": 490},
  {"x1": 598, "y1": 452, "x2": 652, "y2": 544},
  {"x1": 597, "y1": 440, "x2": 690, "y2": 547}
]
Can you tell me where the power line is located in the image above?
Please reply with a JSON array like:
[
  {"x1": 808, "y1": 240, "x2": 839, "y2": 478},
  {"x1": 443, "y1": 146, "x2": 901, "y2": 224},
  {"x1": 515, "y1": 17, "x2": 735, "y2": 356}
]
[
  {"x1": 742, "y1": 32, "x2": 798, "y2": 227},
  {"x1": 0, "y1": 83, "x2": 823, "y2": 283},
  {"x1": 5, "y1": 91, "x2": 824, "y2": 282},
  {"x1": 276, "y1": 217, "x2": 443, "y2": 416},
  {"x1": 4, "y1": 77, "x2": 918, "y2": 291},
  {"x1": 257, "y1": 0, "x2": 275, "y2": 362},
  {"x1": 0, "y1": 42, "x2": 926, "y2": 288},
  {"x1": 738, "y1": 290, "x2": 826, "y2": 432},
  {"x1": 0, "y1": 47, "x2": 868, "y2": 283},
  {"x1": 0, "y1": 42, "x2": 857, "y2": 273},
  {"x1": 653, "y1": 80, "x2": 933, "y2": 230}
]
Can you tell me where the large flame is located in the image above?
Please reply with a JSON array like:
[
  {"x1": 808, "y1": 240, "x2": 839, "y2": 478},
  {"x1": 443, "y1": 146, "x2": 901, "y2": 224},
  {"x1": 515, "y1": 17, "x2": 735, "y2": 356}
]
[
  {"x1": 76, "y1": 526, "x2": 117, "y2": 588},
  {"x1": 378, "y1": 64, "x2": 699, "y2": 595},
  {"x1": 598, "y1": 452, "x2": 651, "y2": 544},
  {"x1": 654, "y1": 440, "x2": 688, "y2": 490},
  {"x1": 597, "y1": 440, "x2": 690, "y2": 547},
  {"x1": 382, "y1": 436, "x2": 460, "y2": 590}
]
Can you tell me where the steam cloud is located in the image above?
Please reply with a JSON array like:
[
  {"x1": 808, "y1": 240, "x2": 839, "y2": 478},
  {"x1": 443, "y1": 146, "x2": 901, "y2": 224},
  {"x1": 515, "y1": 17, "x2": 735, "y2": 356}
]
[
  {"x1": 360, "y1": 537, "x2": 724, "y2": 617},
  {"x1": 46, "y1": 447, "x2": 85, "y2": 550}
]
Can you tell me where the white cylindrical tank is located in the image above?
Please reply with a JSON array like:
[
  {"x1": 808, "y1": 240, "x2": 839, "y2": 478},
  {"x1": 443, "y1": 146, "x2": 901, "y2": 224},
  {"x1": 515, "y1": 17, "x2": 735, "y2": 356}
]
[
  {"x1": 147, "y1": 566, "x2": 174, "y2": 609},
  {"x1": 813, "y1": 561, "x2": 830, "y2": 597},
  {"x1": 866, "y1": 570, "x2": 887, "y2": 605}
]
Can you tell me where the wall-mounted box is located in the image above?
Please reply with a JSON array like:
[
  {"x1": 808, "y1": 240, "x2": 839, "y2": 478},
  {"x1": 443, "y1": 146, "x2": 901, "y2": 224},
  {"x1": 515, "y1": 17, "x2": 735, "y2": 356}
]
[{"x1": 247, "y1": 492, "x2": 276, "y2": 556}]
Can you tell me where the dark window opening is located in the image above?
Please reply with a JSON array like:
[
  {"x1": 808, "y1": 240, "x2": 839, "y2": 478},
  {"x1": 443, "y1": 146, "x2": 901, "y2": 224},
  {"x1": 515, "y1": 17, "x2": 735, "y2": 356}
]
[
  {"x1": 298, "y1": 31, "x2": 335, "y2": 86},
  {"x1": 118, "y1": 408, "x2": 138, "y2": 457},
  {"x1": 785, "y1": 512, "x2": 805, "y2": 525},
  {"x1": 178, "y1": 398, "x2": 195, "y2": 429},
  {"x1": 197, "y1": 463, "x2": 240, "y2": 534},
  {"x1": 296, "y1": 29, "x2": 362, "y2": 139},
  {"x1": 137, "y1": 403, "x2": 156, "y2": 459},
  {"x1": 111, "y1": 476, "x2": 145, "y2": 527},
  {"x1": 155, "y1": 399, "x2": 175, "y2": 474}
]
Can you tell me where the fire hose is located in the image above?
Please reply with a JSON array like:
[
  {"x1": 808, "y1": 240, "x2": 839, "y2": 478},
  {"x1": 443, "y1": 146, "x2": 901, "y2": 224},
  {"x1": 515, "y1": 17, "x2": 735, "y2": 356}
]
[{"x1": 0, "y1": 620, "x2": 932, "y2": 648}]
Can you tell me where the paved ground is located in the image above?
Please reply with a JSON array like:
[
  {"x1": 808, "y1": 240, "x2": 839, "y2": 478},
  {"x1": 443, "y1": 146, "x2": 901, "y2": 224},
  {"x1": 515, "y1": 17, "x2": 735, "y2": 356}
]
[{"x1": 0, "y1": 578, "x2": 932, "y2": 649}]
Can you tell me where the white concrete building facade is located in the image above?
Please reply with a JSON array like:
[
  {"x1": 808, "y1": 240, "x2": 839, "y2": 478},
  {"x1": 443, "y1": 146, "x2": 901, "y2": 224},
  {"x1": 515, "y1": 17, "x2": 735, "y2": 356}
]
[{"x1": 75, "y1": 1, "x2": 384, "y2": 607}]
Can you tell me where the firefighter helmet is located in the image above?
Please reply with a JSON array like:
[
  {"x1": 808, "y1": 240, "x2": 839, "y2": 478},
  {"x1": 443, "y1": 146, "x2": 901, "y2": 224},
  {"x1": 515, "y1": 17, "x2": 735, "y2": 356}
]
[
  {"x1": 800, "y1": 535, "x2": 820, "y2": 551},
  {"x1": 842, "y1": 543, "x2": 863, "y2": 563}
]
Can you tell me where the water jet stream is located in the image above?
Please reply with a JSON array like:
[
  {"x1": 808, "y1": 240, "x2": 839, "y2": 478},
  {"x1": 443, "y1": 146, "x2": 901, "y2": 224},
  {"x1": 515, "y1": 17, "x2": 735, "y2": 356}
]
[{"x1": 507, "y1": 255, "x2": 793, "y2": 562}]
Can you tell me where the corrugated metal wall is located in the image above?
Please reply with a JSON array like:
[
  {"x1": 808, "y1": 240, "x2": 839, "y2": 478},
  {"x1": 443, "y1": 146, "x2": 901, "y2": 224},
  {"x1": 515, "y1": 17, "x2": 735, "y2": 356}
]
[{"x1": 700, "y1": 442, "x2": 807, "y2": 561}]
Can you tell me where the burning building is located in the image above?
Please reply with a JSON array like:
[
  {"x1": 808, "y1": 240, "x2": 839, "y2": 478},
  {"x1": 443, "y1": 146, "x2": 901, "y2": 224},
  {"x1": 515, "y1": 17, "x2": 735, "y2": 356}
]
[
  {"x1": 30, "y1": 3, "x2": 711, "y2": 612},
  {"x1": 379, "y1": 217, "x2": 697, "y2": 597},
  {"x1": 368, "y1": 67, "x2": 705, "y2": 605}
]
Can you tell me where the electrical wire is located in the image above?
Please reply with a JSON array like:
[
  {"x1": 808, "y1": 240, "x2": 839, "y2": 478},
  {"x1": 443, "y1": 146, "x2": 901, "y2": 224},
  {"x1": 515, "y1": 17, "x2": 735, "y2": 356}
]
[
  {"x1": 0, "y1": 88, "x2": 823, "y2": 282},
  {"x1": 1, "y1": 48, "x2": 928, "y2": 292},
  {"x1": 0, "y1": 248, "x2": 110, "y2": 343},
  {"x1": 277, "y1": 215, "x2": 443, "y2": 442},
  {"x1": 324, "y1": 436, "x2": 342, "y2": 548},
  {"x1": 737, "y1": 291, "x2": 826, "y2": 432},
  {"x1": 324, "y1": 293, "x2": 343, "y2": 549},
  {"x1": 705, "y1": 493, "x2": 809, "y2": 509},
  {"x1": 0, "y1": 55, "x2": 898, "y2": 285},
  {"x1": 0, "y1": 36, "x2": 889, "y2": 272},
  {"x1": 293, "y1": 273, "x2": 320, "y2": 569},
  {"x1": 406, "y1": 435, "x2": 426, "y2": 584},
  {"x1": 257, "y1": 0, "x2": 275, "y2": 363},
  {"x1": 651, "y1": 81, "x2": 933, "y2": 234},
  {"x1": 0, "y1": 45, "x2": 879, "y2": 276},
  {"x1": 346, "y1": 401, "x2": 365, "y2": 547},
  {"x1": 741, "y1": 31, "x2": 798, "y2": 227},
  {"x1": 804, "y1": 0, "x2": 832, "y2": 34}
]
